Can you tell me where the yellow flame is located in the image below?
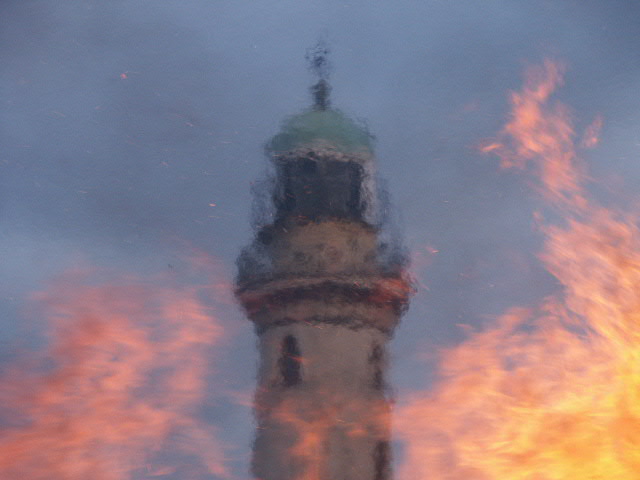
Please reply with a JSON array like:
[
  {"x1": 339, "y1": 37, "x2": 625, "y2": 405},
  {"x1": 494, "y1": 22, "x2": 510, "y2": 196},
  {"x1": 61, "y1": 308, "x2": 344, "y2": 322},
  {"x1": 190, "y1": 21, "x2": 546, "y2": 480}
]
[{"x1": 396, "y1": 60, "x2": 640, "y2": 479}]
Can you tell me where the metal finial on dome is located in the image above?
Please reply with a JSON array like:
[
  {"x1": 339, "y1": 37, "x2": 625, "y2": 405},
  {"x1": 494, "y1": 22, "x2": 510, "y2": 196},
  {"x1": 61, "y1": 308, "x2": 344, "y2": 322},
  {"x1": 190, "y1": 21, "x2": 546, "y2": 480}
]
[{"x1": 306, "y1": 38, "x2": 332, "y2": 111}]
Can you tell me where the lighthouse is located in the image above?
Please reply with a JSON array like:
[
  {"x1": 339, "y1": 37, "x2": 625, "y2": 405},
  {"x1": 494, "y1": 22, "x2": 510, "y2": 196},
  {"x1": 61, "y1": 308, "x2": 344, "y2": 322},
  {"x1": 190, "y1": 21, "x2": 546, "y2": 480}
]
[{"x1": 235, "y1": 45, "x2": 412, "y2": 480}]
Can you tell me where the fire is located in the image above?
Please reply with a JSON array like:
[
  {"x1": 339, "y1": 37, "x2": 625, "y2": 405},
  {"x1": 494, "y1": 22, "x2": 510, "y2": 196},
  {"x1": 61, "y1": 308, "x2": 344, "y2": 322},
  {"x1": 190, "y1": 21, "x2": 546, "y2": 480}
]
[
  {"x1": 263, "y1": 393, "x2": 389, "y2": 480},
  {"x1": 0, "y1": 265, "x2": 229, "y2": 479},
  {"x1": 396, "y1": 60, "x2": 640, "y2": 479},
  {"x1": 5, "y1": 55, "x2": 637, "y2": 479},
  {"x1": 486, "y1": 59, "x2": 586, "y2": 208},
  {"x1": 272, "y1": 398, "x2": 331, "y2": 480}
]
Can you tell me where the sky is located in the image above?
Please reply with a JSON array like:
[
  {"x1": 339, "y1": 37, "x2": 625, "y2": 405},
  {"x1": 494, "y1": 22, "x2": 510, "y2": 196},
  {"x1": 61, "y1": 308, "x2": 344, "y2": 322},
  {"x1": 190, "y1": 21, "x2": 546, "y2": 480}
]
[{"x1": 3, "y1": 1, "x2": 640, "y2": 478}]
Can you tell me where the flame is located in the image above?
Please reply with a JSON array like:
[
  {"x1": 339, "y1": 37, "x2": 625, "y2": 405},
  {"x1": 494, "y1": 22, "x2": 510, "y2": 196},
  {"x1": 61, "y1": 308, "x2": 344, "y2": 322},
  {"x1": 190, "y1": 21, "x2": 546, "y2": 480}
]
[
  {"x1": 251, "y1": 386, "x2": 390, "y2": 480},
  {"x1": 0, "y1": 265, "x2": 229, "y2": 479},
  {"x1": 396, "y1": 60, "x2": 640, "y2": 479},
  {"x1": 484, "y1": 59, "x2": 586, "y2": 208},
  {"x1": 272, "y1": 399, "x2": 331, "y2": 480}
]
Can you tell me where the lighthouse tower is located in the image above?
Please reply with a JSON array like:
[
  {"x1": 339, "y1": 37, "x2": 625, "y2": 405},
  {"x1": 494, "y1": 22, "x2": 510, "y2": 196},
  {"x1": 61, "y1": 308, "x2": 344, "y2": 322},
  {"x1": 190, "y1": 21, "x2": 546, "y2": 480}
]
[{"x1": 235, "y1": 47, "x2": 411, "y2": 480}]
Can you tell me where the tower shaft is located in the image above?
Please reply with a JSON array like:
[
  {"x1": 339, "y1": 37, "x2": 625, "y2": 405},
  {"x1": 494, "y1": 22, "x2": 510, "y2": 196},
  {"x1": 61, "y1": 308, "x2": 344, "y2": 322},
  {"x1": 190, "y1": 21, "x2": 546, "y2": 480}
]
[{"x1": 236, "y1": 74, "x2": 410, "y2": 480}]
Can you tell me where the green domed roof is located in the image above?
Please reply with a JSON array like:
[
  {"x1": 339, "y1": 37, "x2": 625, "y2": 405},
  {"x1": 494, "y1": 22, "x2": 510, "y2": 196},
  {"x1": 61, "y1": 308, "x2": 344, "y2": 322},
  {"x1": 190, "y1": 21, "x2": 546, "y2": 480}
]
[{"x1": 266, "y1": 108, "x2": 374, "y2": 155}]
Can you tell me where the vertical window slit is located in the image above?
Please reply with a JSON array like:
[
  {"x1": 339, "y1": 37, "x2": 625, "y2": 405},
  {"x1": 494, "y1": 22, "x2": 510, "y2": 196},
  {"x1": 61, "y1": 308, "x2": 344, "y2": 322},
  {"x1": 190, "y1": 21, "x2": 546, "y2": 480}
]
[
  {"x1": 370, "y1": 344, "x2": 384, "y2": 391},
  {"x1": 279, "y1": 335, "x2": 301, "y2": 387},
  {"x1": 373, "y1": 440, "x2": 390, "y2": 480}
]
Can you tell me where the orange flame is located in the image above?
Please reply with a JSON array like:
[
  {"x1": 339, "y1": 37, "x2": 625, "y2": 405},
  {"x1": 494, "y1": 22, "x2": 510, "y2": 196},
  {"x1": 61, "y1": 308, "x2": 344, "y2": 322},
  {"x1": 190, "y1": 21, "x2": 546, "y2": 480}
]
[
  {"x1": 266, "y1": 394, "x2": 388, "y2": 480},
  {"x1": 483, "y1": 60, "x2": 586, "y2": 208},
  {"x1": 0, "y1": 266, "x2": 229, "y2": 479},
  {"x1": 250, "y1": 378, "x2": 391, "y2": 480},
  {"x1": 396, "y1": 60, "x2": 640, "y2": 479},
  {"x1": 272, "y1": 399, "x2": 331, "y2": 480}
]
